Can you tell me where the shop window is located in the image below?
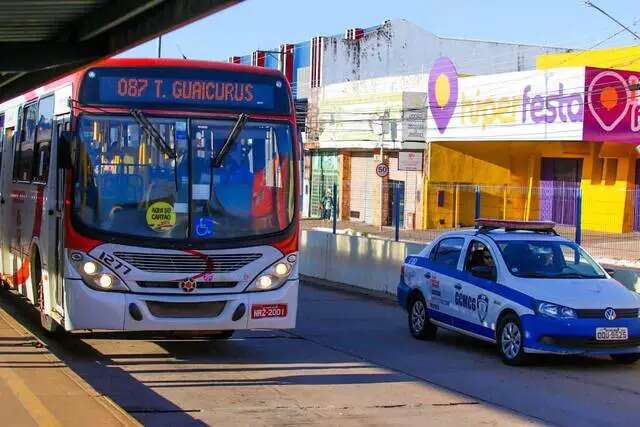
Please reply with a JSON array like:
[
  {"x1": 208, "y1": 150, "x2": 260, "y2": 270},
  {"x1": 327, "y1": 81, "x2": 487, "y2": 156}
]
[
  {"x1": 604, "y1": 158, "x2": 618, "y2": 185},
  {"x1": 33, "y1": 96, "x2": 54, "y2": 183}
]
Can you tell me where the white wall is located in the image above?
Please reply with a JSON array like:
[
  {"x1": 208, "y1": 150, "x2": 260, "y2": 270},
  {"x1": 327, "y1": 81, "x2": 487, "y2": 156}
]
[
  {"x1": 320, "y1": 19, "x2": 569, "y2": 86},
  {"x1": 300, "y1": 229, "x2": 640, "y2": 296},
  {"x1": 300, "y1": 230, "x2": 424, "y2": 294}
]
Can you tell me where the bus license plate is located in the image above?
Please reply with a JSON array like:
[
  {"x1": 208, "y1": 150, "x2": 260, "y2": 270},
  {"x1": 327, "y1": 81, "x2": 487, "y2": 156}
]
[
  {"x1": 596, "y1": 327, "x2": 628, "y2": 341},
  {"x1": 251, "y1": 304, "x2": 288, "y2": 319}
]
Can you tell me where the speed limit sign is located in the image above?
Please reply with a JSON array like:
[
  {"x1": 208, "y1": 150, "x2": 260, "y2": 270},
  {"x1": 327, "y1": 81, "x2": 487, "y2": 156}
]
[{"x1": 376, "y1": 163, "x2": 389, "y2": 178}]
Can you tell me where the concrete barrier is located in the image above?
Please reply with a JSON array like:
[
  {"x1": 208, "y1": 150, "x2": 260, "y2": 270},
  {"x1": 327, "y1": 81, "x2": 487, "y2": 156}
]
[
  {"x1": 300, "y1": 230, "x2": 424, "y2": 295},
  {"x1": 300, "y1": 229, "x2": 640, "y2": 295}
]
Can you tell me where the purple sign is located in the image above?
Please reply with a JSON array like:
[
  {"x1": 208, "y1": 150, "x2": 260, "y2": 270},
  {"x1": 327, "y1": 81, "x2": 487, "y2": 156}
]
[
  {"x1": 428, "y1": 57, "x2": 458, "y2": 133},
  {"x1": 583, "y1": 67, "x2": 640, "y2": 142}
]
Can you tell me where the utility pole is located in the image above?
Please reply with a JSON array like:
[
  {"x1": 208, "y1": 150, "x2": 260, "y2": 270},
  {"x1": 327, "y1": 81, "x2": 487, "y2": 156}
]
[
  {"x1": 157, "y1": 35, "x2": 162, "y2": 58},
  {"x1": 584, "y1": 1, "x2": 640, "y2": 40}
]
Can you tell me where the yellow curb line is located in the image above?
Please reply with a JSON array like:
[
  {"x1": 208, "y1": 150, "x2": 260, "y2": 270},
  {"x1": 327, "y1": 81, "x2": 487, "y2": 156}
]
[{"x1": 0, "y1": 306, "x2": 141, "y2": 426}]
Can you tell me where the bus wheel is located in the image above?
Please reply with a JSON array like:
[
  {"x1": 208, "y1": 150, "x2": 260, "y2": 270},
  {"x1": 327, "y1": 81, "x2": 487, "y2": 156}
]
[{"x1": 33, "y1": 259, "x2": 65, "y2": 337}]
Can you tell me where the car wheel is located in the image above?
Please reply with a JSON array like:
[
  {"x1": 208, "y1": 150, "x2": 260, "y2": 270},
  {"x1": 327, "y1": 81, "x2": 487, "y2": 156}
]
[
  {"x1": 408, "y1": 295, "x2": 437, "y2": 340},
  {"x1": 610, "y1": 353, "x2": 640, "y2": 364},
  {"x1": 497, "y1": 314, "x2": 528, "y2": 366}
]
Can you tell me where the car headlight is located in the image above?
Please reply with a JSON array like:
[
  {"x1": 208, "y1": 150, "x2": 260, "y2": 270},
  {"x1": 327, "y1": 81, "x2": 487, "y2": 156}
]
[
  {"x1": 536, "y1": 301, "x2": 577, "y2": 319},
  {"x1": 245, "y1": 255, "x2": 296, "y2": 292},
  {"x1": 69, "y1": 251, "x2": 130, "y2": 292}
]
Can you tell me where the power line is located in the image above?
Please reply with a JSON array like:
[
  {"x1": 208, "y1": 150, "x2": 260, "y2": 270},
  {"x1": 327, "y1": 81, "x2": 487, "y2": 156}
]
[{"x1": 585, "y1": 1, "x2": 640, "y2": 40}]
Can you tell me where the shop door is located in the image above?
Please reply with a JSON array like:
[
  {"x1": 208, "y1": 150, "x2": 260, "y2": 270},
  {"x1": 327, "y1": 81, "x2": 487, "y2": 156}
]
[
  {"x1": 310, "y1": 152, "x2": 338, "y2": 218},
  {"x1": 388, "y1": 180, "x2": 405, "y2": 227},
  {"x1": 349, "y1": 154, "x2": 374, "y2": 223},
  {"x1": 540, "y1": 158, "x2": 582, "y2": 225}
]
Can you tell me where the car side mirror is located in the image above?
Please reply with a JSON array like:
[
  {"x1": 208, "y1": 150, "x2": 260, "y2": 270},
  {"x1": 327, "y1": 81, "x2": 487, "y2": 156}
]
[
  {"x1": 605, "y1": 268, "x2": 615, "y2": 276},
  {"x1": 58, "y1": 131, "x2": 74, "y2": 169},
  {"x1": 471, "y1": 265, "x2": 495, "y2": 281}
]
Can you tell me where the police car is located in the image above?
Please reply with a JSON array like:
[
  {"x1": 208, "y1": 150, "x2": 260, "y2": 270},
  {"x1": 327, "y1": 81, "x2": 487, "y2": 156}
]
[{"x1": 397, "y1": 219, "x2": 640, "y2": 365}]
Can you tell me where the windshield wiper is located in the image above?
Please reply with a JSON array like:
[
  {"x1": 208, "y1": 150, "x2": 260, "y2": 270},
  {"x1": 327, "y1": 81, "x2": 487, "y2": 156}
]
[
  {"x1": 130, "y1": 109, "x2": 177, "y2": 160},
  {"x1": 212, "y1": 113, "x2": 248, "y2": 168}
]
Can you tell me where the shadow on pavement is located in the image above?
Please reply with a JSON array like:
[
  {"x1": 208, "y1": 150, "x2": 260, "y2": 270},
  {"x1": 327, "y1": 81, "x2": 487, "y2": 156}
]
[{"x1": 0, "y1": 290, "x2": 208, "y2": 426}]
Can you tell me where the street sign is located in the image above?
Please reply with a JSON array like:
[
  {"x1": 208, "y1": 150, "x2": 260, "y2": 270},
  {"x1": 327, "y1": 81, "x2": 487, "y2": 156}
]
[
  {"x1": 376, "y1": 163, "x2": 389, "y2": 178},
  {"x1": 398, "y1": 151, "x2": 423, "y2": 171}
]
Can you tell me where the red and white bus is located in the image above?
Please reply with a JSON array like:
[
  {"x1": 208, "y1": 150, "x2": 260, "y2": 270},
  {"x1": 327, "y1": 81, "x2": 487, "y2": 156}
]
[{"x1": 0, "y1": 58, "x2": 300, "y2": 336}]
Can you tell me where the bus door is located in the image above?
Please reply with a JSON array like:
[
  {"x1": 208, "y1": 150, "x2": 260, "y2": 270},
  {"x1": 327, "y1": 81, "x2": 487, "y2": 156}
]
[
  {"x1": 0, "y1": 116, "x2": 5, "y2": 275},
  {"x1": 0, "y1": 125, "x2": 15, "y2": 280},
  {"x1": 48, "y1": 117, "x2": 69, "y2": 312}
]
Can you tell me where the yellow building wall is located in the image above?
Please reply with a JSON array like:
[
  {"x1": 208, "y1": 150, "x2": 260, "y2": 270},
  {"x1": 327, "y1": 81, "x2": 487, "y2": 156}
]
[
  {"x1": 423, "y1": 141, "x2": 637, "y2": 233},
  {"x1": 537, "y1": 45, "x2": 640, "y2": 71}
]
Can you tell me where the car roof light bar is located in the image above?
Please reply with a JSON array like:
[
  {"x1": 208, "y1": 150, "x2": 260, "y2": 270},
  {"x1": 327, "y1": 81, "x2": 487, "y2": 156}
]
[{"x1": 475, "y1": 218, "x2": 558, "y2": 235}]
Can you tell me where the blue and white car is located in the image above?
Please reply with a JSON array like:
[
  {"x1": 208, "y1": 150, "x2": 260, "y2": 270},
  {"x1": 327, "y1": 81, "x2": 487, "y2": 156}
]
[{"x1": 397, "y1": 220, "x2": 640, "y2": 365}]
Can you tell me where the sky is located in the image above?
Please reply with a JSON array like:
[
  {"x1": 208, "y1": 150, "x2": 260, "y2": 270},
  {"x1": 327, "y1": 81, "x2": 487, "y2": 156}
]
[{"x1": 120, "y1": 0, "x2": 640, "y2": 61}]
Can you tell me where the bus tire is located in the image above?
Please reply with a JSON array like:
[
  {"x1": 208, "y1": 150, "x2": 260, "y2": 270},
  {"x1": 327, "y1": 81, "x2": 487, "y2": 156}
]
[{"x1": 33, "y1": 255, "x2": 66, "y2": 337}]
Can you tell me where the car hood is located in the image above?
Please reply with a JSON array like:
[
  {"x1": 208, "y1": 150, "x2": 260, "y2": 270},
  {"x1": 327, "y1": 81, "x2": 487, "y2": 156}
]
[{"x1": 511, "y1": 278, "x2": 640, "y2": 309}]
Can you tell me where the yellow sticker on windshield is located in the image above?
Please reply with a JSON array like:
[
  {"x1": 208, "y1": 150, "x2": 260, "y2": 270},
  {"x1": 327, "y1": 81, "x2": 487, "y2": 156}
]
[{"x1": 146, "y1": 202, "x2": 176, "y2": 232}]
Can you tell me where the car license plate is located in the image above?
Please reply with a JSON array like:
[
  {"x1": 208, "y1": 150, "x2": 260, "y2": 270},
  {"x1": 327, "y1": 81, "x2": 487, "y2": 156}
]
[
  {"x1": 596, "y1": 327, "x2": 628, "y2": 341},
  {"x1": 251, "y1": 304, "x2": 288, "y2": 319}
]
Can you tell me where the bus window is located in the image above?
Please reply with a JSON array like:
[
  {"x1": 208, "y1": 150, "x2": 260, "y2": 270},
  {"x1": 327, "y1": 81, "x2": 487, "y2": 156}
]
[
  {"x1": 33, "y1": 96, "x2": 54, "y2": 183},
  {"x1": 13, "y1": 103, "x2": 37, "y2": 182}
]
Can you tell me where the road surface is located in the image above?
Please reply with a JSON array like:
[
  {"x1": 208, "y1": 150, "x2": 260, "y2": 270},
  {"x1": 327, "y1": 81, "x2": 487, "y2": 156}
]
[{"x1": 2, "y1": 282, "x2": 639, "y2": 426}]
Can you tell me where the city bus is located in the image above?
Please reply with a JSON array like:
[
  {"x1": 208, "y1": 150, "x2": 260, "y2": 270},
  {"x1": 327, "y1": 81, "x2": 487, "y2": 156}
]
[{"x1": 0, "y1": 58, "x2": 300, "y2": 336}]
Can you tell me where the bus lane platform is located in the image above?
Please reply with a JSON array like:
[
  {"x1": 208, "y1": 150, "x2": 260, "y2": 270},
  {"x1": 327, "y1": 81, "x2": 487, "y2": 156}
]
[{"x1": 0, "y1": 305, "x2": 139, "y2": 427}]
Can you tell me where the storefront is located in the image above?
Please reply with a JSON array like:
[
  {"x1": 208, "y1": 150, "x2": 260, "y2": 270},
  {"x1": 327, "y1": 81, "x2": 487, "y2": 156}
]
[
  {"x1": 313, "y1": 84, "x2": 427, "y2": 228},
  {"x1": 423, "y1": 57, "x2": 640, "y2": 233}
]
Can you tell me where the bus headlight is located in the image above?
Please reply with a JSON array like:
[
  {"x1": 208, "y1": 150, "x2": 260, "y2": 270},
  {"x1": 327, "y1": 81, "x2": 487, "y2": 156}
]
[
  {"x1": 245, "y1": 256, "x2": 296, "y2": 292},
  {"x1": 70, "y1": 252, "x2": 129, "y2": 292}
]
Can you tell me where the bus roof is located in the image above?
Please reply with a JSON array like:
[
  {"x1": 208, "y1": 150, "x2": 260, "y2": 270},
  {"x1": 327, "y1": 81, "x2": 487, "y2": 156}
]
[{"x1": 1, "y1": 58, "x2": 288, "y2": 114}]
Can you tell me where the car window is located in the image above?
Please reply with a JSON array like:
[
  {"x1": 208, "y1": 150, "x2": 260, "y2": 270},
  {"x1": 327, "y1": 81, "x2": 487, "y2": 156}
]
[
  {"x1": 464, "y1": 240, "x2": 497, "y2": 280},
  {"x1": 497, "y1": 240, "x2": 605, "y2": 279},
  {"x1": 431, "y1": 237, "x2": 464, "y2": 268}
]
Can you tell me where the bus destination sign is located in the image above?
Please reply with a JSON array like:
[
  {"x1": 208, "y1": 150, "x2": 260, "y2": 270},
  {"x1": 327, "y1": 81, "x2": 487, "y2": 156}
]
[{"x1": 98, "y1": 77, "x2": 275, "y2": 109}]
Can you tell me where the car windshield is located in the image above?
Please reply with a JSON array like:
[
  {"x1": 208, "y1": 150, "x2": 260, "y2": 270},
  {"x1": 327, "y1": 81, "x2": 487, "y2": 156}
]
[
  {"x1": 74, "y1": 114, "x2": 294, "y2": 241},
  {"x1": 497, "y1": 240, "x2": 605, "y2": 279}
]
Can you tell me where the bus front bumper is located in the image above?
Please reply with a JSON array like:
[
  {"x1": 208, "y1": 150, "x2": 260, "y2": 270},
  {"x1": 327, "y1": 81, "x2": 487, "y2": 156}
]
[{"x1": 64, "y1": 278, "x2": 298, "y2": 332}]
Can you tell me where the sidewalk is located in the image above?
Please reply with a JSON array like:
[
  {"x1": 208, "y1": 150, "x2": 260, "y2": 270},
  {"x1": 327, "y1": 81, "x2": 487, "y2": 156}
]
[{"x1": 0, "y1": 305, "x2": 139, "y2": 427}]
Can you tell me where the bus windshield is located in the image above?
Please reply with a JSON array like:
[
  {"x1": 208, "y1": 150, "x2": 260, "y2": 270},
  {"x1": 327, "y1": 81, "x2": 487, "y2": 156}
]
[{"x1": 74, "y1": 114, "x2": 294, "y2": 241}]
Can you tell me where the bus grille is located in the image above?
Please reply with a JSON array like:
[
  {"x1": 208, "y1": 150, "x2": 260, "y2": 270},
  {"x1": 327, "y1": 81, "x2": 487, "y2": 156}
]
[
  {"x1": 146, "y1": 301, "x2": 226, "y2": 318},
  {"x1": 113, "y1": 252, "x2": 262, "y2": 273},
  {"x1": 138, "y1": 281, "x2": 238, "y2": 289}
]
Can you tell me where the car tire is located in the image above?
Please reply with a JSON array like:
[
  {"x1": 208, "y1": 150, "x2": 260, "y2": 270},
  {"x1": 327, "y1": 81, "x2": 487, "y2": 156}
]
[
  {"x1": 610, "y1": 353, "x2": 640, "y2": 364},
  {"x1": 408, "y1": 294, "x2": 437, "y2": 340},
  {"x1": 497, "y1": 313, "x2": 528, "y2": 366}
]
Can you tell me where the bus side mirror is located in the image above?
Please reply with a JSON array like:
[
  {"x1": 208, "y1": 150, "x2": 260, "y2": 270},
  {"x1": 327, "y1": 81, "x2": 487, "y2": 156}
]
[{"x1": 59, "y1": 131, "x2": 74, "y2": 169}]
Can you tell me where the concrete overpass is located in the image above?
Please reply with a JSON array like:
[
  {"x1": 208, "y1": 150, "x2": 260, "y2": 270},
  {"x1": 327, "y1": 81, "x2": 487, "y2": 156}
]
[{"x1": 0, "y1": 0, "x2": 241, "y2": 103}]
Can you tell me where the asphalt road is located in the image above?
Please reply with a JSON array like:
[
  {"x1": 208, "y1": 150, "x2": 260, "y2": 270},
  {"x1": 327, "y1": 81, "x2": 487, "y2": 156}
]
[{"x1": 2, "y1": 282, "x2": 640, "y2": 426}]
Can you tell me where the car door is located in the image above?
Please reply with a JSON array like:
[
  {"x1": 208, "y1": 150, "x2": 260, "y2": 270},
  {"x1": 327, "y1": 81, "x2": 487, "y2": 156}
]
[
  {"x1": 455, "y1": 238, "x2": 499, "y2": 336},
  {"x1": 423, "y1": 236, "x2": 466, "y2": 322}
]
